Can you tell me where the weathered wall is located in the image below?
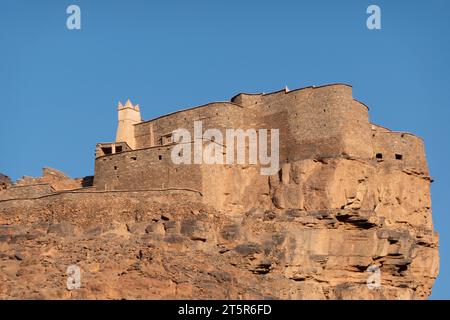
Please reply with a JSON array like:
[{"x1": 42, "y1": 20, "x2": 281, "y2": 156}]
[
  {"x1": 339, "y1": 99, "x2": 372, "y2": 158},
  {"x1": 134, "y1": 102, "x2": 250, "y2": 149},
  {"x1": 241, "y1": 84, "x2": 373, "y2": 162},
  {"x1": 231, "y1": 92, "x2": 263, "y2": 107},
  {"x1": 0, "y1": 184, "x2": 54, "y2": 201},
  {"x1": 372, "y1": 129, "x2": 428, "y2": 175},
  {"x1": 14, "y1": 167, "x2": 82, "y2": 191},
  {"x1": 283, "y1": 85, "x2": 351, "y2": 161},
  {"x1": 94, "y1": 146, "x2": 203, "y2": 192}
]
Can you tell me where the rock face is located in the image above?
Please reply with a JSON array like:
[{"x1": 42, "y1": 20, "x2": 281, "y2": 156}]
[
  {"x1": 0, "y1": 157, "x2": 439, "y2": 299},
  {"x1": 14, "y1": 167, "x2": 86, "y2": 191}
]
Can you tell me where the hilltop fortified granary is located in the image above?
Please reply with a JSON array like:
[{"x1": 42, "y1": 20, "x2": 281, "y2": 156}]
[
  {"x1": 93, "y1": 83, "x2": 428, "y2": 212},
  {"x1": 0, "y1": 83, "x2": 439, "y2": 299}
]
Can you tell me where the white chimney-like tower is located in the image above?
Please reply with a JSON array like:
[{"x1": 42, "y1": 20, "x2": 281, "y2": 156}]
[{"x1": 116, "y1": 99, "x2": 141, "y2": 149}]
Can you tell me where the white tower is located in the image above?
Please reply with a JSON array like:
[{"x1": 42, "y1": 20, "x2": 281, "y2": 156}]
[{"x1": 116, "y1": 99, "x2": 141, "y2": 149}]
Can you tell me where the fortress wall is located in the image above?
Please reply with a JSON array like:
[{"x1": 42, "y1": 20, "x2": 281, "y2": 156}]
[
  {"x1": 371, "y1": 123, "x2": 391, "y2": 133},
  {"x1": 372, "y1": 131, "x2": 429, "y2": 175},
  {"x1": 251, "y1": 84, "x2": 355, "y2": 162},
  {"x1": 336, "y1": 99, "x2": 373, "y2": 159},
  {"x1": 286, "y1": 85, "x2": 349, "y2": 160},
  {"x1": 0, "y1": 184, "x2": 54, "y2": 201},
  {"x1": 134, "y1": 122, "x2": 154, "y2": 149},
  {"x1": 94, "y1": 146, "x2": 203, "y2": 191},
  {"x1": 278, "y1": 84, "x2": 372, "y2": 160},
  {"x1": 0, "y1": 189, "x2": 203, "y2": 224},
  {"x1": 134, "y1": 103, "x2": 248, "y2": 149},
  {"x1": 134, "y1": 85, "x2": 373, "y2": 167},
  {"x1": 231, "y1": 93, "x2": 263, "y2": 107},
  {"x1": 291, "y1": 85, "x2": 373, "y2": 159},
  {"x1": 94, "y1": 141, "x2": 272, "y2": 212}
]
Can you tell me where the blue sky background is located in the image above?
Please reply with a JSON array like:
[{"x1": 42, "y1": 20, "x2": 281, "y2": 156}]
[{"x1": 0, "y1": 0, "x2": 449, "y2": 299}]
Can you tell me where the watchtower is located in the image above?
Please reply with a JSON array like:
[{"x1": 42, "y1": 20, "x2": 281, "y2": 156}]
[{"x1": 116, "y1": 99, "x2": 141, "y2": 149}]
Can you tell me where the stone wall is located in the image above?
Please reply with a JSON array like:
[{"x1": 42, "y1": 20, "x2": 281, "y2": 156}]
[
  {"x1": 134, "y1": 102, "x2": 249, "y2": 149},
  {"x1": 283, "y1": 85, "x2": 352, "y2": 161},
  {"x1": 0, "y1": 184, "x2": 54, "y2": 201},
  {"x1": 231, "y1": 84, "x2": 373, "y2": 161},
  {"x1": 340, "y1": 99, "x2": 372, "y2": 158},
  {"x1": 94, "y1": 145, "x2": 203, "y2": 192},
  {"x1": 15, "y1": 167, "x2": 82, "y2": 191},
  {"x1": 372, "y1": 126, "x2": 428, "y2": 175}
]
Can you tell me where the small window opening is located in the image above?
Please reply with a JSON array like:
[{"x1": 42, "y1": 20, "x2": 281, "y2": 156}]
[
  {"x1": 159, "y1": 155, "x2": 162, "y2": 160},
  {"x1": 131, "y1": 156, "x2": 137, "y2": 161},
  {"x1": 101, "y1": 147, "x2": 112, "y2": 155},
  {"x1": 161, "y1": 133, "x2": 173, "y2": 145},
  {"x1": 395, "y1": 154, "x2": 403, "y2": 160},
  {"x1": 376, "y1": 153, "x2": 383, "y2": 159},
  {"x1": 116, "y1": 146, "x2": 123, "y2": 153},
  {"x1": 114, "y1": 166, "x2": 117, "y2": 170}
]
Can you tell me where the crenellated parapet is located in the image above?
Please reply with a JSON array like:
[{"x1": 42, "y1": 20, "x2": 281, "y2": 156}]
[{"x1": 116, "y1": 99, "x2": 141, "y2": 149}]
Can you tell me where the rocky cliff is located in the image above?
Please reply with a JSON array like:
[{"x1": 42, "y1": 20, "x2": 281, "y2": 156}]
[{"x1": 0, "y1": 155, "x2": 439, "y2": 299}]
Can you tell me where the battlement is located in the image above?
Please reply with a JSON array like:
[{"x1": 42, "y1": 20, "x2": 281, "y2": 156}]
[{"x1": 118, "y1": 99, "x2": 140, "y2": 111}]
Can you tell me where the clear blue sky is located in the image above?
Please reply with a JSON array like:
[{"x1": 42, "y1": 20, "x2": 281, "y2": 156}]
[{"x1": 0, "y1": 0, "x2": 449, "y2": 299}]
